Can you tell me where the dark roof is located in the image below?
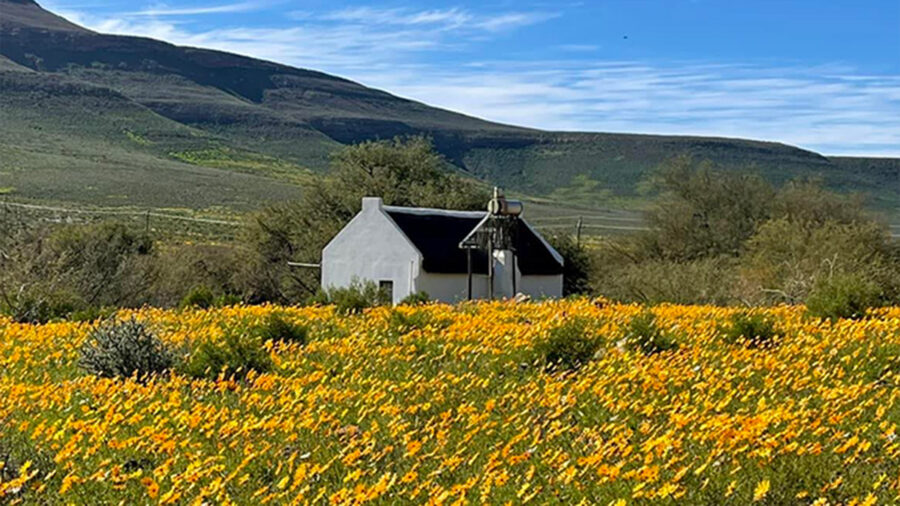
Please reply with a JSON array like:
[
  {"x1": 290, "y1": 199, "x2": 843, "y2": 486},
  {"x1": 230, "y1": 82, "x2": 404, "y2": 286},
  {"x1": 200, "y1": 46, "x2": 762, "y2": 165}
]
[{"x1": 384, "y1": 207, "x2": 563, "y2": 275}]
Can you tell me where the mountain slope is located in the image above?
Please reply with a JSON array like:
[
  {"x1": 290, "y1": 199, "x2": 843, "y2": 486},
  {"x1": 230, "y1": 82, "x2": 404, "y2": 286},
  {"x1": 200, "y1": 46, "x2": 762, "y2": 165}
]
[{"x1": 0, "y1": 0, "x2": 897, "y2": 216}]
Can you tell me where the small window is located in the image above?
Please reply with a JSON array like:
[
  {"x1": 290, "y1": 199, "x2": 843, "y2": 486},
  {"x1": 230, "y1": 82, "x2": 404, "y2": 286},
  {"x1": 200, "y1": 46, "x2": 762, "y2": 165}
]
[{"x1": 378, "y1": 280, "x2": 394, "y2": 303}]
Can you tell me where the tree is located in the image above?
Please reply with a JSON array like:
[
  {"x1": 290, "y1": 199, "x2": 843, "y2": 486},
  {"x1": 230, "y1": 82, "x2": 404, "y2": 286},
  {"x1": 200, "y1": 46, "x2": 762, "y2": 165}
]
[
  {"x1": 642, "y1": 156, "x2": 774, "y2": 260},
  {"x1": 771, "y1": 178, "x2": 869, "y2": 228},
  {"x1": 546, "y1": 234, "x2": 593, "y2": 296},
  {"x1": 0, "y1": 218, "x2": 157, "y2": 322},
  {"x1": 239, "y1": 136, "x2": 489, "y2": 303}
]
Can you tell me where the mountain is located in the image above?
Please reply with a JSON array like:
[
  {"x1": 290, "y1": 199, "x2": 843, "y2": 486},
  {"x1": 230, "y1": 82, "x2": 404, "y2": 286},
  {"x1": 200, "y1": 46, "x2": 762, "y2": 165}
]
[{"x1": 1, "y1": 0, "x2": 897, "y2": 215}]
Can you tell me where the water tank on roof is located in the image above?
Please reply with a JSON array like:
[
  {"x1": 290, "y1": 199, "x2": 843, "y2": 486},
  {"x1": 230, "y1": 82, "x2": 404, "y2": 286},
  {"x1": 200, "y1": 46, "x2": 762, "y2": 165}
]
[{"x1": 488, "y1": 187, "x2": 523, "y2": 216}]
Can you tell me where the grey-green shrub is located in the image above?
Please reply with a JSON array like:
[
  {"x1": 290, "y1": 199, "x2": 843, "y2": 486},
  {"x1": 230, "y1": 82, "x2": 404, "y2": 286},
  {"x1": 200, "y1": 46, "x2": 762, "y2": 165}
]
[
  {"x1": 624, "y1": 311, "x2": 679, "y2": 355},
  {"x1": 79, "y1": 317, "x2": 173, "y2": 380},
  {"x1": 535, "y1": 317, "x2": 601, "y2": 371}
]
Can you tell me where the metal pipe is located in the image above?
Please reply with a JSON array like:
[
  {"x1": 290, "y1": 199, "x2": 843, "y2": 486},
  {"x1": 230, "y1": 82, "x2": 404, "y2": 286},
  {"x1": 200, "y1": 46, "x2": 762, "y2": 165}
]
[
  {"x1": 511, "y1": 252, "x2": 517, "y2": 296},
  {"x1": 487, "y1": 237, "x2": 494, "y2": 300},
  {"x1": 287, "y1": 262, "x2": 321, "y2": 268},
  {"x1": 466, "y1": 248, "x2": 473, "y2": 300}
]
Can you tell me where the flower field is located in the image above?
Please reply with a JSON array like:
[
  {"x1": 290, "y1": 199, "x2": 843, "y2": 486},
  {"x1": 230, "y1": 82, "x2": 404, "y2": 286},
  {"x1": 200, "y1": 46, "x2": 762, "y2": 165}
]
[{"x1": 1, "y1": 300, "x2": 900, "y2": 504}]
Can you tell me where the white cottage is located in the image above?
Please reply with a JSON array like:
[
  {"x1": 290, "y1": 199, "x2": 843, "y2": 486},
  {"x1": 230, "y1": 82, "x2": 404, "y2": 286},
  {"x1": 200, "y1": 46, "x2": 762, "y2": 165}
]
[{"x1": 321, "y1": 197, "x2": 564, "y2": 303}]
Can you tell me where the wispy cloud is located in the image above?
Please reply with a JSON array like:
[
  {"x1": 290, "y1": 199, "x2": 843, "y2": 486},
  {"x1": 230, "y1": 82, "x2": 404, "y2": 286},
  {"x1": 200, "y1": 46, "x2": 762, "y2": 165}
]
[
  {"x1": 51, "y1": 3, "x2": 559, "y2": 67},
  {"x1": 319, "y1": 7, "x2": 473, "y2": 27},
  {"x1": 350, "y1": 61, "x2": 900, "y2": 156},
  {"x1": 315, "y1": 6, "x2": 557, "y2": 32},
  {"x1": 128, "y1": 1, "x2": 271, "y2": 17}
]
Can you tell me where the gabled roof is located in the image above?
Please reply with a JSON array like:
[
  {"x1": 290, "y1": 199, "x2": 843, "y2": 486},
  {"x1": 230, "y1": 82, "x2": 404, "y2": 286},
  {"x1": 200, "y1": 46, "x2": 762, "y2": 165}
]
[{"x1": 383, "y1": 205, "x2": 563, "y2": 276}]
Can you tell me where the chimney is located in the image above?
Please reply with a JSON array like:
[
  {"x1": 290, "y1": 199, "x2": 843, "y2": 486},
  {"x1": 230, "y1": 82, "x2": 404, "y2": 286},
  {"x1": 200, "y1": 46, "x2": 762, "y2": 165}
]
[{"x1": 362, "y1": 197, "x2": 383, "y2": 212}]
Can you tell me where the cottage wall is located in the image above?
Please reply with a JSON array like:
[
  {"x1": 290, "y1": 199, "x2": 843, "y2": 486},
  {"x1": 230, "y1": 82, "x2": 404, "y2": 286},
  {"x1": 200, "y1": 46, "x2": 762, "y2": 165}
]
[
  {"x1": 517, "y1": 275, "x2": 564, "y2": 300},
  {"x1": 321, "y1": 198, "x2": 422, "y2": 304},
  {"x1": 416, "y1": 273, "x2": 489, "y2": 303}
]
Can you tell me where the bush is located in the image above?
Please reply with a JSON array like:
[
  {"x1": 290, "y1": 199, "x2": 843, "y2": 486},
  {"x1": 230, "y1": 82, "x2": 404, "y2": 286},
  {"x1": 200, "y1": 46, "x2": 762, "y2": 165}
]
[
  {"x1": 215, "y1": 294, "x2": 244, "y2": 307},
  {"x1": 180, "y1": 285, "x2": 216, "y2": 309},
  {"x1": 2, "y1": 287, "x2": 84, "y2": 324},
  {"x1": 643, "y1": 156, "x2": 774, "y2": 261},
  {"x1": 592, "y1": 254, "x2": 741, "y2": 306},
  {"x1": 546, "y1": 234, "x2": 593, "y2": 296},
  {"x1": 185, "y1": 327, "x2": 273, "y2": 380},
  {"x1": 742, "y1": 218, "x2": 892, "y2": 304},
  {"x1": 719, "y1": 312, "x2": 780, "y2": 347},
  {"x1": 400, "y1": 291, "x2": 431, "y2": 305},
  {"x1": 806, "y1": 273, "x2": 880, "y2": 321},
  {"x1": 309, "y1": 280, "x2": 391, "y2": 314},
  {"x1": 623, "y1": 311, "x2": 679, "y2": 355},
  {"x1": 535, "y1": 317, "x2": 601, "y2": 371},
  {"x1": 149, "y1": 243, "x2": 244, "y2": 308},
  {"x1": 79, "y1": 318, "x2": 173, "y2": 380},
  {"x1": 256, "y1": 314, "x2": 308, "y2": 344},
  {"x1": 44, "y1": 223, "x2": 156, "y2": 309},
  {"x1": 69, "y1": 306, "x2": 117, "y2": 323},
  {"x1": 387, "y1": 309, "x2": 448, "y2": 336}
]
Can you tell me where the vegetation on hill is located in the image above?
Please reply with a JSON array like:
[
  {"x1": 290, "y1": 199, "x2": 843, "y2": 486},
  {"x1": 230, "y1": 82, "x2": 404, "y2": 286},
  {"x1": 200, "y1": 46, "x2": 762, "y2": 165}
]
[{"x1": 0, "y1": 0, "x2": 897, "y2": 217}]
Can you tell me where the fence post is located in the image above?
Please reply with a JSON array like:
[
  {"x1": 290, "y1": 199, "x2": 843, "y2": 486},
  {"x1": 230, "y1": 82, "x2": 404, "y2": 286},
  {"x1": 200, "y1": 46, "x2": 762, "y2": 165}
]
[{"x1": 575, "y1": 216, "x2": 583, "y2": 246}]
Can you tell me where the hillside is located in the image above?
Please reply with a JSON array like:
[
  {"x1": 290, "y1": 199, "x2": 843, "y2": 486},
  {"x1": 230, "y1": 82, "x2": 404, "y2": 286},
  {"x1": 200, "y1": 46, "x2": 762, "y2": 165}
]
[{"x1": 0, "y1": 0, "x2": 897, "y2": 217}]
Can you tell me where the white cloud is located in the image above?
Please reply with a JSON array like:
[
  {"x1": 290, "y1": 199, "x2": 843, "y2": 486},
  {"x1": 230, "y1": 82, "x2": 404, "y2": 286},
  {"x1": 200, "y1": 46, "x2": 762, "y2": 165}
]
[
  {"x1": 350, "y1": 62, "x2": 900, "y2": 156},
  {"x1": 128, "y1": 2, "x2": 271, "y2": 17},
  {"x1": 316, "y1": 6, "x2": 557, "y2": 32},
  {"x1": 319, "y1": 7, "x2": 473, "y2": 27}
]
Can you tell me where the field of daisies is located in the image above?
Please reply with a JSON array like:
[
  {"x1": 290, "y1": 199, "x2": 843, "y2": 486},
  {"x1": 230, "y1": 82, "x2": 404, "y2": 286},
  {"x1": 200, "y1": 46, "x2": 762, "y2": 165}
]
[{"x1": 1, "y1": 299, "x2": 899, "y2": 504}]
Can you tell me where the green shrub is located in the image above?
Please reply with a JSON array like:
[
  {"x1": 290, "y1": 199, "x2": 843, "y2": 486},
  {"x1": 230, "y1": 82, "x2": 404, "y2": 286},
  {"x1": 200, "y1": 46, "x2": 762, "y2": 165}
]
[
  {"x1": 180, "y1": 285, "x2": 216, "y2": 309},
  {"x1": 1, "y1": 287, "x2": 84, "y2": 324},
  {"x1": 309, "y1": 280, "x2": 391, "y2": 314},
  {"x1": 0, "y1": 433, "x2": 55, "y2": 501},
  {"x1": 864, "y1": 341, "x2": 900, "y2": 384},
  {"x1": 387, "y1": 309, "x2": 448, "y2": 336},
  {"x1": 185, "y1": 327, "x2": 273, "y2": 380},
  {"x1": 214, "y1": 294, "x2": 243, "y2": 307},
  {"x1": 546, "y1": 234, "x2": 593, "y2": 296},
  {"x1": 624, "y1": 311, "x2": 679, "y2": 355},
  {"x1": 806, "y1": 273, "x2": 880, "y2": 321},
  {"x1": 719, "y1": 312, "x2": 780, "y2": 347},
  {"x1": 79, "y1": 318, "x2": 174, "y2": 380},
  {"x1": 256, "y1": 314, "x2": 308, "y2": 344},
  {"x1": 400, "y1": 291, "x2": 431, "y2": 305},
  {"x1": 179, "y1": 286, "x2": 242, "y2": 310},
  {"x1": 69, "y1": 306, "x2": 118, "y2": 323},
  {"x1": 535, "y1": 317, "x2": 602, "y2": 371}
]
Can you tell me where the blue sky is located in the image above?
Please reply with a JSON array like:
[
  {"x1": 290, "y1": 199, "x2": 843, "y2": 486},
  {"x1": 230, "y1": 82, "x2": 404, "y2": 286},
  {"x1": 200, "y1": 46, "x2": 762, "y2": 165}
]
[{"x1": 43, "y1": 0, "x2": 900, "y2": 156}]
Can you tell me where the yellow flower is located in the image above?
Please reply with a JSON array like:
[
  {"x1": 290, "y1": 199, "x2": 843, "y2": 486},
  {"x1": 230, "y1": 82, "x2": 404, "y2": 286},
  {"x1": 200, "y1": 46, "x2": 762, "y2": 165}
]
[
  {"x1": 141, "y1": 477, "x2": 160, "y2": 499},
  {"x1": 753, "y1": 479, "x2": 770, "y2": 501}
]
